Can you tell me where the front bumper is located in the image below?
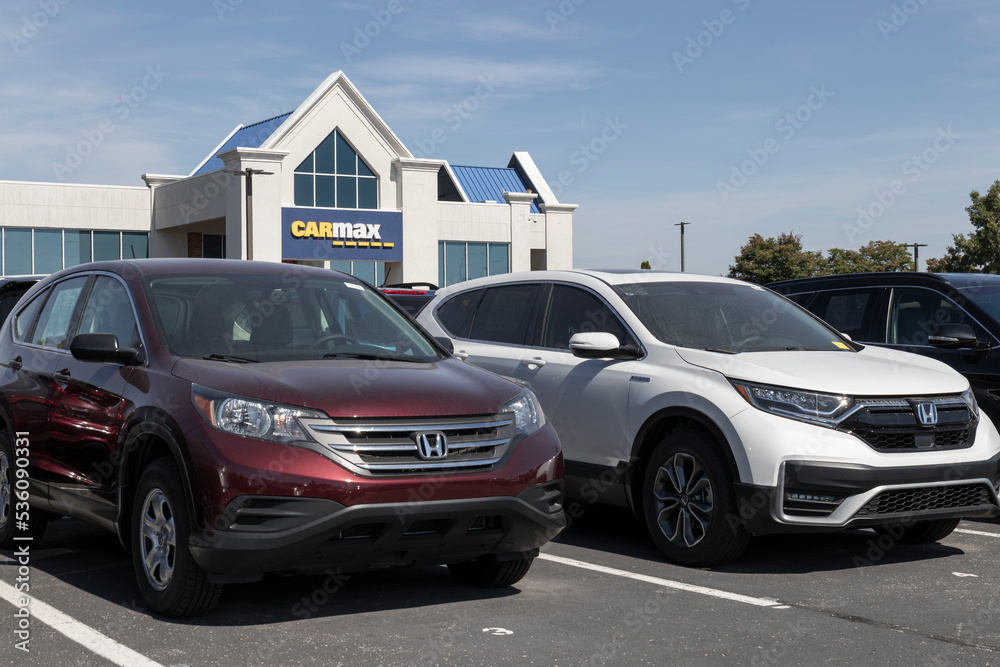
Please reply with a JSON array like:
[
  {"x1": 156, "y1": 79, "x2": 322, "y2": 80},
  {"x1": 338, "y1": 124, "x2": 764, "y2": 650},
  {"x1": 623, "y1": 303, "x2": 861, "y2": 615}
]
[
  {"x1": 736, "y1": 452, "x2": 1000, "y2": 535},
  {"x1": 188, "y1": 482, "x2": 566, "y2": 579}
]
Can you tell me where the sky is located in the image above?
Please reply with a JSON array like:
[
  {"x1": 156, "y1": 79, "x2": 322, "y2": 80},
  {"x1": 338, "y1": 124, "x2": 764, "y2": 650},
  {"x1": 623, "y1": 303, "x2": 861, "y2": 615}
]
[{"x1": 2, "y1": 0, "x2": 999, "y2": 276}]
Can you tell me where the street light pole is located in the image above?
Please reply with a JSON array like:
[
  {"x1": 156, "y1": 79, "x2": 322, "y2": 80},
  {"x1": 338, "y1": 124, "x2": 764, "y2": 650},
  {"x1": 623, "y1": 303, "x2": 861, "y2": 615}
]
[
  {"x1": 904, "y1": 242, "x2": 928, "y2": 271},
  {"x1": 674, "y1": 222, "x2": 691, "y2": 272},
  {"x1": 224, "y1": 167, "x2": 273, "y2": 260}
]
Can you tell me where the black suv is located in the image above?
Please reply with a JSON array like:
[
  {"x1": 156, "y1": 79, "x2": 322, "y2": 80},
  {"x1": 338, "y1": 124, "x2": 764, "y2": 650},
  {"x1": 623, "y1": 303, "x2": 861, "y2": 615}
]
[{"x1": 770, "y1": 272, "x2": 1000, "y2": 426}]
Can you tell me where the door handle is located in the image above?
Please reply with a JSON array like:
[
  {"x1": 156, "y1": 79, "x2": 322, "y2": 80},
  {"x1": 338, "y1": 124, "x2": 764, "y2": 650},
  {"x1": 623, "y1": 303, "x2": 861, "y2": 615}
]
[
  {"x1": 54, "y1": 368, "x2": 71, "y2": 383},
  {"x1": 9, "y1": 356, "x2": 21, "y2": 371},
  {"x1": 521, "y1": 357, "x2": 547, "y2": 369},
  {"x1": 454, "y1": 350, "x2": 469, "y2": 360}
]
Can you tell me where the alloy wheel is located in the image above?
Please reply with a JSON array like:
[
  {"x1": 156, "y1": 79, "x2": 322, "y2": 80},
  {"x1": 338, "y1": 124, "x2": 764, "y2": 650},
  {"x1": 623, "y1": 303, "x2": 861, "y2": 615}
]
[
  {"x1": 651, "y1": 452, "x2": 714, "y2": 548},
  {"x1": 139, "y1": 489, "x2": 176, "y2": 591}
]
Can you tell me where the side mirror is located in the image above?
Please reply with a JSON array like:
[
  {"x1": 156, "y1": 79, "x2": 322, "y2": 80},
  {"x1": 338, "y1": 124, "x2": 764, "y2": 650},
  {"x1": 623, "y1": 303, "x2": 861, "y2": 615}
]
[
  {"x1": 70, "y1": 333, "x2": 142, "y2": 365},
  {"x1": 435, "y1": 336, "x2": 454, "y2": 354},
  {"x1": 927, "y1": 323, "x2": 980, "y2": 349},
  {"x1": 569, "y1": 332, "x2": 624, "y2": 359}
]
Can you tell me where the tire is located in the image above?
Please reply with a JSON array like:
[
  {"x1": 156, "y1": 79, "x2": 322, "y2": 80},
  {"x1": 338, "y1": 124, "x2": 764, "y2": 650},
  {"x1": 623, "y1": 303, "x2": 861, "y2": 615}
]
[
  {"x1": 642, "y1": 430, "x2": 750, "y2": 567},
  {"x1": 0, "y1": 432, "x2": 47, "y2": 550},
  {"x1": 448, "y1": 553, "x2": 534, "y2": 588},
  {"x1": 131, "y1": 458, "x2": 222, "y2": 617},
  {"x1": 872, "y1": 517, "x2": 960, "y2": 544}
]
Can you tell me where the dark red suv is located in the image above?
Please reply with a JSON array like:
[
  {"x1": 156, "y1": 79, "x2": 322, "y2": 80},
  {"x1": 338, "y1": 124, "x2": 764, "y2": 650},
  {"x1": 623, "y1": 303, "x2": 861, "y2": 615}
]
[{"x1": 0, "y1": 260, "x2": 564, "y2": 617}]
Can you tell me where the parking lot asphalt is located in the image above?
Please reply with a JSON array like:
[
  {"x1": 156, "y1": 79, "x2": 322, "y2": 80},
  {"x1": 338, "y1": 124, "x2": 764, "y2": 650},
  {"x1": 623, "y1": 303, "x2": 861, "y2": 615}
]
[{"x1": 4, "y1": 506, "x2": 1000, "y2": 666}]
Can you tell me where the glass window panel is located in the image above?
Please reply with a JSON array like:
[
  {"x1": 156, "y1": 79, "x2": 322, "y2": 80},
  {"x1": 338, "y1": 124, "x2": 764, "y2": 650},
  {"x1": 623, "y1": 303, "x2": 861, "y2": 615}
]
[
  {"x1": 542, "y1": 285, "x2": 630, "y2": 350},
  {"x1": 32, "y1": 275, "x2": 88, "y2": 349},
  {"x1": 445, "y1": 243, "x2": 466, "y2": 287},
  {"x1": 315, "y1": 175, "x2": 337, "y2": 207},
  {"x1": 5, "y1": 228, "x2": 32, "y2": 275},
  {"x1": 123, "y1": 232, "x2": 148, "y2": 259},
  {"x1": 294, "y1": 174, "x2": 314, "y2": 206},
  {"x1": 467, "y1": 243, "x2": 488, "y2": 281},
  {"x1": 14, "y1": 289, "x2": 47, "y2": 341},
  {"x1": 353, "y1": 261, "x2": 375, "y2": 286},
  {"x1": 488, "y1": 243, "x2": 509, "y2": 276},
  {"x1": 295, "y1": 153, "x2": 314, "y2": 173},
  {"x1": 336, "y1": 176, "x2": 357, "y2": 208},
  {"x1": 375, "y1": 262, "x2": 385, "y2": 287},
  {"x1": 78, "y1": 275, "x2": 140, "y2": 349},
  {"x1": 315, "y1": 133, "x2": 337, "y2": 174},
  {"x1": 469, "y1": 284, "x2": 540, "y2": 345},
  {"x1": 330, "y1": 260, "x2": 352, "y2": 275},
  {"x1": 203, "y1": 234, "x2": 224, "y2": 259},
  {"x1": 94, "y1": 232, "x2": 120, "y2": 261},
  {"x1": 336, "y1": 133, "x2": 357, "y2": 175},
  {"x1": 438, "y1": 243, "x2": 444, "y2": 288},
  {"x1": 358, "y1": 178, "x2": 377, "y2": 209},
  {"x1": 358, "y1": 159, "x2": 375, "y2": 178},
  {"x1": 34, "y1": 229, "x2": 63, "y2": 274},
  {"x1": 64, "y1": 230, "x2": 91, "y2": 267}
]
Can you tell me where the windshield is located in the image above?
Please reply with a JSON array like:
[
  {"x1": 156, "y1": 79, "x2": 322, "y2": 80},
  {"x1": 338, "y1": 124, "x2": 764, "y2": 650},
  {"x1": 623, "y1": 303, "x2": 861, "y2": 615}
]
[
  {"x1": 145, "y1": 272, "x2": 441, "y2": 362},
  {"x1": 958, "y1": 284, "x2": 1000, "y2": 326},
  {"x1": 613, "y1": 281, "x2": 853, "y2": 353}
]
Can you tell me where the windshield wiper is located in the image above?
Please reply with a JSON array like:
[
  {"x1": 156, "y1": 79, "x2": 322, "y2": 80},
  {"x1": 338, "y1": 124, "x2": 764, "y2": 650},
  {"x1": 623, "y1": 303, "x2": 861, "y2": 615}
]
[
  {"x1": 322, "y1": 352, "x2": 424, "y2": 363},
  {"x1": 202, "y1": 353, "x2": 259, "y2": 363}
]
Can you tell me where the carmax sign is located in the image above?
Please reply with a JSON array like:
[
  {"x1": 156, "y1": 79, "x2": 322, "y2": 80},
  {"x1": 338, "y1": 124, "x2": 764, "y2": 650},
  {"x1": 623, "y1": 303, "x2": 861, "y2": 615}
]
[{"x1": 281, "y1": 207, "x2": 402, "y2": 261}]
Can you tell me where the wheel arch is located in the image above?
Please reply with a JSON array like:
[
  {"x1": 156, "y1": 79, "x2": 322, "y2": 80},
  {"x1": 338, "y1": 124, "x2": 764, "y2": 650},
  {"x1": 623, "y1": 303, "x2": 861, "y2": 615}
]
[
  {"x1": 115, "y1": 408, "x2": 197, "y2": 553},
  {"x1": 626, "y1": 407, "x2": 741, "y2": 515}
]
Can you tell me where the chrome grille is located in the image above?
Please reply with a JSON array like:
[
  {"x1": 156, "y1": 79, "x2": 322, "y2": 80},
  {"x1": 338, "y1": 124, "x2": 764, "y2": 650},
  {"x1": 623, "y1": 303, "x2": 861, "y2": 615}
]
[
  {"x1": 301, "y1": 415, "x2": 514, "y2": 475},
  {"x1": 839, "y1": 395, "x2": 975, "y2": 453}
]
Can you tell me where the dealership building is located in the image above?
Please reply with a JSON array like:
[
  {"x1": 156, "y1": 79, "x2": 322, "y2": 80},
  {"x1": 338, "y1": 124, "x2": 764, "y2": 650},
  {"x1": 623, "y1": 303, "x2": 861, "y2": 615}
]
[{"x1": 0, "y1": 71, "x2": 575, "y2": 286}]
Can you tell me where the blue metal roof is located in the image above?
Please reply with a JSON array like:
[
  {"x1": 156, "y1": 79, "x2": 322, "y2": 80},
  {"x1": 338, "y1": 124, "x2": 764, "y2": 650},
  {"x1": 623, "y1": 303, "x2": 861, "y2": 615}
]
[
  {"x1": 450, "y1": 165, "x2": 540, "y2": 213},
  {"x1": 192, "y1": 112, "x2": 292, "y2": 176}
]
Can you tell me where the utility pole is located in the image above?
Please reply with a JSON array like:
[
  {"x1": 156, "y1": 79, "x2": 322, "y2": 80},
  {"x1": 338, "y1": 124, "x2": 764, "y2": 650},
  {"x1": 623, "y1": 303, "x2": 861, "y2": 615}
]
[
  {"x1": 674, "y1": 221, "x2": 691, "y2": 272},
  {"x1": 904, "y1": 242, "x2": 928, "y2": 272},
  {"x1": 224, "y1": 167, "x2": 273, "y2": 260}
]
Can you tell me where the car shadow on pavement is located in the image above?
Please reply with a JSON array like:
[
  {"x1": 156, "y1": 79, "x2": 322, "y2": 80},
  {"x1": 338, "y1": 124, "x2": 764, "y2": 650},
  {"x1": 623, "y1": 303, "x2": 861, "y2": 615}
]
[
  {"x1": 25, "y1": 518, "x2": 524, "y2": 625},
  {"x1": 554, "y1": 503, "x2": 965, "y2": 575}
]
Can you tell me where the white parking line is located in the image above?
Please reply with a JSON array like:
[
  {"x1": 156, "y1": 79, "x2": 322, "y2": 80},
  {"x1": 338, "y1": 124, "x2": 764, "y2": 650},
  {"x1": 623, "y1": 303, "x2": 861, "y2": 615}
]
[
  {"x1": 0, "y1": 581, "x2": 165, "y2": 667},
  {"x1": 955, "y1": 528, "x2": 1000, "y2": 538},
  {"x1": 538, "y1": 553, "x2": 784, "y2": 608}
]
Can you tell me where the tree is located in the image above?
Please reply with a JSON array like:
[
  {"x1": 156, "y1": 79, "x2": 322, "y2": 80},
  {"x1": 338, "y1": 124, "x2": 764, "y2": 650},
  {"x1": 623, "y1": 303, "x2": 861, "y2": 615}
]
[
  {"x1": 640, "y1": 260, "x2": 651, "y2": 270},
  {"x1": 728, "y1": 233, "x2": 823, "y2": 285},
  {"x1": 927, "y1": 179, "x2": 1000, "y2": 273},
  {"x1": 826, "y1": 240, "x2": 913, "y2": 274}
]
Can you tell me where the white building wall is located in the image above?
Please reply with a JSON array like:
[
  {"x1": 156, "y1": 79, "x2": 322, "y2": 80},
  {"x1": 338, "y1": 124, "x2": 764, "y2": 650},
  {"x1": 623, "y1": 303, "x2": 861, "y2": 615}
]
[{"x1": 0, "y1": 181, "x2": 150, "y2": 231}]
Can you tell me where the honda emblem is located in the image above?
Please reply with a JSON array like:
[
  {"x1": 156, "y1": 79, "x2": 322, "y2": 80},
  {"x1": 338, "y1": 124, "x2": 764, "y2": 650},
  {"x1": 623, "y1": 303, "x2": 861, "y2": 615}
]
[
  {"x1": 916, "y1": 402, "x2": 938, "y2": 426},
  {"x1": 415, "y1": 432, "x2": 448, "y2": 460}
]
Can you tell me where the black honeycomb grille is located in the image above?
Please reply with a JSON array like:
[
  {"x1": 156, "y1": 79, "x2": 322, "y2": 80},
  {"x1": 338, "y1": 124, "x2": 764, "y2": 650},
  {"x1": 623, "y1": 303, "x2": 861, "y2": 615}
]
[{"x1": 855, "y1": 484, "x2": 993, "y2": 517}]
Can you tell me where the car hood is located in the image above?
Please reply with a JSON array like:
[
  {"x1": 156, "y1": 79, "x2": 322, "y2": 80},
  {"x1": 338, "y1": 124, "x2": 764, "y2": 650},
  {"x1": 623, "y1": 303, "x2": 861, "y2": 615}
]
[
  {"x1": 673, "y1": 345, "x2": 969, "y2": 396},
  {"x1": 171, "y1": 357, "x2": 521, "y2": 418}
]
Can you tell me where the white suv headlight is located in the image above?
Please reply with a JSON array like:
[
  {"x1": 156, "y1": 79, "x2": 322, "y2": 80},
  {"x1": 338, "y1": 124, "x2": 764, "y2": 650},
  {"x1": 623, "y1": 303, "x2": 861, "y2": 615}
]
[
  {"x1": 192, "y1": 385, "x2": 324, "y2": 443},
  {"x1": 501, "y1": 388, "x2": 546, "y2": 436},
  {"x1": 730, "y1": 380, "x2": 854, "y2": 426}
]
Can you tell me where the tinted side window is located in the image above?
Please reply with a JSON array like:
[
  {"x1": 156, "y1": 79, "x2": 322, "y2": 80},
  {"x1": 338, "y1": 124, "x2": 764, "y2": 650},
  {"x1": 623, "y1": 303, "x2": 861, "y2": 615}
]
[
  {"x1": 30, "y1": 277, "x2": 90, "y2": 350},
  {"x1": 541, "y1": 285, "x2": 632, "y2": 350},
  {"x1": 436, "y1": 289, "x2": 482, "y2": 338},
  {"x1": 77, "y1": 276, "x2": 141, "y2": 349},
  {"x1": 806, "y1": 289, "x2": 880, "y2": 341},
  {"x1": 14, "y1": 290, "x2": 48, "y2": 342},
  {"x1": 469, "y1": 285, "x2": 539, "y2": 345},
  {"x1": 888, "y1": 287, "x2": 972, "y2": 346}
]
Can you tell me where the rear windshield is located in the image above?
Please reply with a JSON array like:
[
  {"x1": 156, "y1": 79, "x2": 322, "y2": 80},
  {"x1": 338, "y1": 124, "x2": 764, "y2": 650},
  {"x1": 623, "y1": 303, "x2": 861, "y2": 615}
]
[
  {"x1": 613, "y1": 281, "x2": 853, "y2": 353},
  {"x1": 145, "y1": 273, "x2": 441, "y2": 363}
]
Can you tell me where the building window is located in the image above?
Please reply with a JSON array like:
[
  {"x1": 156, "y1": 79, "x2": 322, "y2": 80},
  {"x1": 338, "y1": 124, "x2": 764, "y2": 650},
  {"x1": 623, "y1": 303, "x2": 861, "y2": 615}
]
[
  {"x1": 438, "y1": 241, "x2": 510, "y2": 287},
  {"x1": 329, "y1": 260, "x2": 385, "y2": 287},
  {"x1": 294, "y1": 130, "x2": 378, "y2": 209},
  {"x1": 0, "y1": 228, "x2": 148, "y2": 276}
]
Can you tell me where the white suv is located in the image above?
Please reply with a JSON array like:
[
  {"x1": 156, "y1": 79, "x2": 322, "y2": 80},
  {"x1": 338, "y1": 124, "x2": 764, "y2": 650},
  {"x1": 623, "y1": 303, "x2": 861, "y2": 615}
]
[{"x1": 418, "y1": 270, "x2": 1000, "y2": 566}]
